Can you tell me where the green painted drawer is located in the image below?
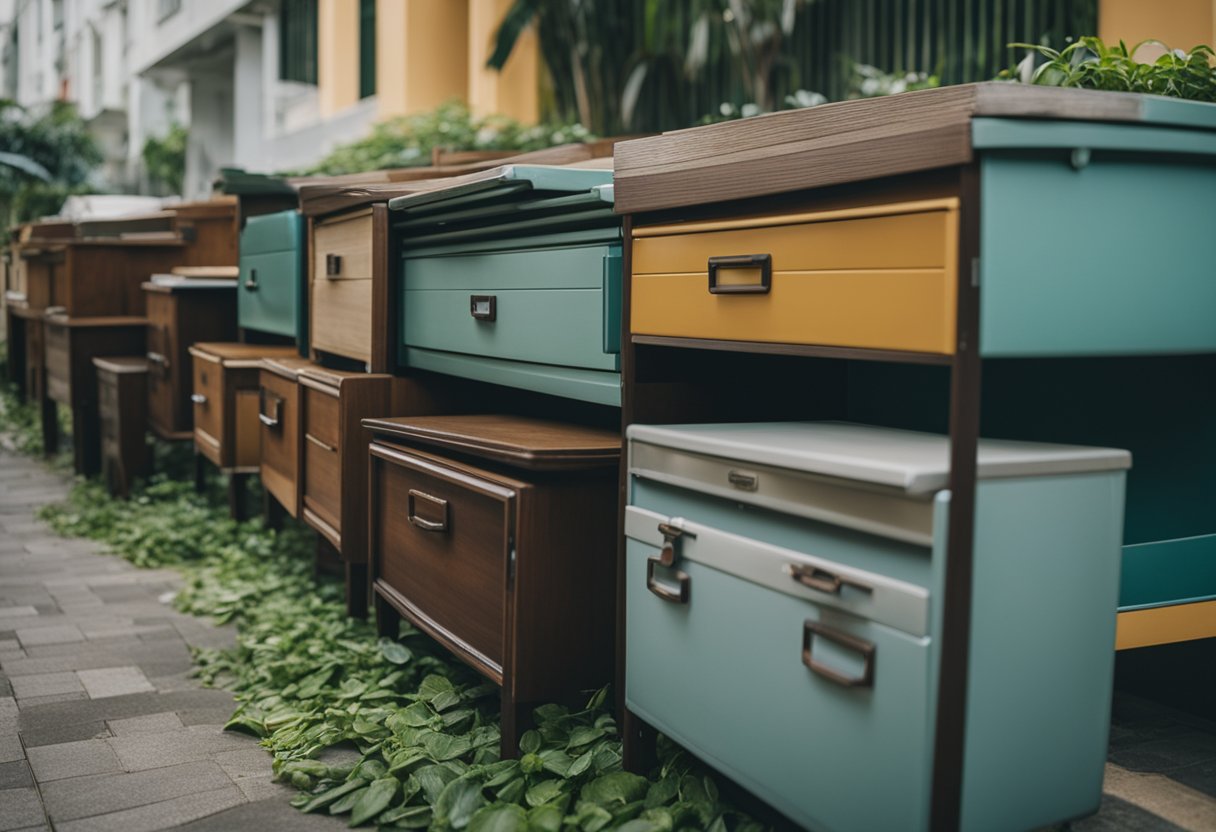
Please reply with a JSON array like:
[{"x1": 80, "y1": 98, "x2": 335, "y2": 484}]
[
  {"x1": 239, "y1": 211, "x2": 305, "y2": 347},
  {"x1": 400, "y1": 241, "x2": 622, "y2": 401}
]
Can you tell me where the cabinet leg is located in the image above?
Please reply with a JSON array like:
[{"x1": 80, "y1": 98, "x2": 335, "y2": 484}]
[
  {"x1": 374, "y1": 591, "x2": 399, "y2": 639},
  {"x1": 345, "y1": 562, "x2": 368, "y2": 619},
  {"x1": 228, "y1": 473, "x2": 248, "y2": 522},
  {"x1": 40, "y1": 396, "x2": 58, "y2": 457},
  {"x1": 71, "y1": 406, "x2": 101, "y2": 476},
  {"x1": 193, "y1": 452, "x2": 206, "y2": 493},
  {"x1": 622, "y1": 709, "x2": 658, "y2": 775},
  {"x1": 499, "y1": 692, "x2": 536, "y2": 760},
  {"x1": 263, "y1": 490, "x2": 284, "y2": 531}
]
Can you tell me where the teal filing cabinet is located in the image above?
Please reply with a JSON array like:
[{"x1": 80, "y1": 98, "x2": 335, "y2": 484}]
[
  {"x1": 625, "y1": 422, "x2": 1130, "y2": 832},
  {"x1": 389, "y1": 166, "x2": 621, "y2": 407},
  {"x1": 239, "y1": 210, "x2": 306, "y2": 351}
]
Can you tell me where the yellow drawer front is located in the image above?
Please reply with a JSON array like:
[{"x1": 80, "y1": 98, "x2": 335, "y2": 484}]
[{"x1": 631, "y1": 199, "x2": 959, "y2": 355}]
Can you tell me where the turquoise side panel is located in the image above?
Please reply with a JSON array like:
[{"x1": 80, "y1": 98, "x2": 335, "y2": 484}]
[
  {"x1": 973, "y1": 117, "x2": 1216, "y2": 156},
  {"x1": 979, "y1": 151, "x2": 1216, "y2": 356},
  {"x1": 961, "y1": 473, "x2": 1125, "y2": 830},
  {"x1": 239, "y1": 251, "x2": 303, "y2": 341},
  {"x1": 625, "y1": 536, "x2": 933, "y2": 832},
  {"x1": 1119, "y1": 534, "x2": 1216, "y2": 609},
  {"x1": 239, "y1": 211, "x2": 305, "y2": 348},
  {"x1": 402, "y1": 348, "x2": 620, "y2": 407},
  {"x1": 402, "y1": 288, "x2": 618, "y2": 372},
  {"x1": 630, "y1": 479, "x2": 934, "y2": 590}
]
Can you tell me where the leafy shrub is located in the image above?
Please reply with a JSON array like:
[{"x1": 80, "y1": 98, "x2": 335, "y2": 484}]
[
  {"x1": 0, "y1": 100, "x2": 103, "y2": 225},
  {"x1": 302, "y1": 101, "x2": 593, "y2": 176},
  {"x1": 142, "y1": 124, "x2": 188, "y2": 195},
  {"x1": 1001, "y1": 37, "x2": 1216, "y2": 101}
]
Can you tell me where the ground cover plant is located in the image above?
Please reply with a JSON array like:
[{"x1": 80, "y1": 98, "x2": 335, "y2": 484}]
[{"x1": 0, "y1": 371, "x2": 765, "y2": 830}]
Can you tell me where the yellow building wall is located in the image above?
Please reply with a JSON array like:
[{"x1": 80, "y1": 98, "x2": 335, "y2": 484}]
[
  {"x1": 318, "y1": 0, "x2": 360, "y2": 118},
  {"x1": 1099, "y1": 0, "x2": 1216, "y2": 57},
  {"x1": 467, "y1": 0, "x2": 540, "y2": 122},
  {"x1": 377, "y1": 0, "x2": 471, "y2": 119}
]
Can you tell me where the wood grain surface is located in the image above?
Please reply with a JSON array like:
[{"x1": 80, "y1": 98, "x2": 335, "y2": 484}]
[{"x1": 613, "y1": 82, "x2": 1176, "y2": 214}]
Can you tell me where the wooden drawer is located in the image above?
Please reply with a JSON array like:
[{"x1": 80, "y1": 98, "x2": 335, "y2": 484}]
[
  {"x1": 372, "y1": 448, "x2": 512, "y2": 671},
  {"x1": 93, "y1": 356, "x2": 149, "y2": 499},
  {"x1": 313, "y1": 210, "x2": 373, "y2": 282},
  {"x1": 302, "y1": 384, "x2": 340, "y2": 448},
  {"x1": 310, "y1": 277, "x2": 372, "y2": 363},
  {"x1": 631, "y1": 199, "x2": 959, "y2": 355},
  {"x1": 144, "y1": 292, "x2": 176, "y2": 437},
  {"x1": 303, "y1": 421, "x2": 342, "y2": 541},
  {"x1": 258, "y1": 368, "x2": 301, "y2": 517},
  {"x1": 191, "y1": 351, "x2": 224, "y2": 465}
]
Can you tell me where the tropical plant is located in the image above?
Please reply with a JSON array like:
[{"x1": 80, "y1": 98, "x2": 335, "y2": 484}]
[
  {"x1": 489, "y1": 0, "x2": 1096, "y2": 132},
  {"x1": 1001, "y1": 37, "x2": 1216, "y2": 101},
  {"x1": 142, "y1": 124, "x2": 188, "y2": 195},
  {"x1": 0, "y1": 100, "x2": 103, "y2": 226},
  {"x1": 301, "y1": 100, "x2": 592, "y2": 176}
]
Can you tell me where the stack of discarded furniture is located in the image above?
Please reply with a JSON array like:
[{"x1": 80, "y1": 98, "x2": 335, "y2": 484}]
[{"x1": 5, "y1": 89, "x2": 1213, "y2": 829}]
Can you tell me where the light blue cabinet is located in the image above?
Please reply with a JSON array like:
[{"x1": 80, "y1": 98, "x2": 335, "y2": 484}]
[
  {"x1": 390, "y1": 166, "x2": 621, "y2": 406},
  {"x1": 626, "y1": 422, "x2": 1130, "y2": 831},
  {"x1": 239, "y1": 210, "x2": 306, "y2": 350}
]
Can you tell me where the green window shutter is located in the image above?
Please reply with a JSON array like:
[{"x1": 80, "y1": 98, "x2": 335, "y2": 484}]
[
  {"x1": 280, "y1": 0, "x2": 318, "y2": 85},
  {"x1": 359, "y1": 0, "x2": 376, "y2": 99}
]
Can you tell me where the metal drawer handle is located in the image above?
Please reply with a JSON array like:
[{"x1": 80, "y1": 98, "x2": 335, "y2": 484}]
[
  {"x1": 470, "y1": 295, "x2": 496, "y2": 321},
  {"x1": 244, "y1": 267, "x2": 258, "y2": 291},
  {"x1": 147, "y1": 351, "x2": 171, "y2": 380},
  {"x1": 305, "y1": 433, "x2": 337, "y2": 453},
  {"x1": 646, "y1": 556, "x2": 689, "y2": 604},
  {"x1": 708, "y1": 254, "x2": 772, "y2": 295},
  {"x1": 802, "y1": 620, "x2": 875, "y2": 688},
  {"x1": 258, "y1": 389, "x2": 282, "y2": 429},
  {"x1": 648, "y1": 521, "x2": 694, "y2": 604},
  {"x1": 790, "y1": 564, "x2": 872, "y2": 596},
  {"x1": 407, "y1": 489, "x2": 448, "y2": 532},
  {"x1": 727, "y1": 469, "x2": 758, "y2": 491},
  {"x1": 325, "y1": 253, "x2": 342, "y2": 277},
  {"x1": 190, "y1": 393, "x2": 207, "y2": 405}
]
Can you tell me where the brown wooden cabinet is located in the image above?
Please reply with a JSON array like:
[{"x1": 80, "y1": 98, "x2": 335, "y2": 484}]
[
  {"x1": 42, "y1": 313, "x2": 147, "y2": 476},
  {"x1": 297, "y1": 367, "x2": 471, "y2": 615},
  {"x1": 365, "y1": 414, "x2": 620, "y2": 757},
  {"x1": 94, "y1": 356, "x2": 150, "y2": 498},
  {"x1": 258, "y1": 356, "x2": 316, "y2": 519},
  {"x1": 143, "y1": 282, "x2": 237, "y2": 440},
  {"x1": 189, "y1": 342, "x2": 299, "y2": 473}
]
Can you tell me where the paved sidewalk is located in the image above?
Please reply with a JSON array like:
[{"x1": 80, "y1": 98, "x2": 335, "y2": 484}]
[
  {"x1": 2, "y1": 447, "x2": 1215, "y2": 831},
  {"x1": 0, "y1": 451, "x2": 346, "y2": 831}
]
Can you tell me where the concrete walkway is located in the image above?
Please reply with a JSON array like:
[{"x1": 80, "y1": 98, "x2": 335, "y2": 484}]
[
  {"x1": 0, "y1": 450, "x2": 346, "y2": 831},
  {"x1": 1, "y1": 447, "x2": 1215, "y2": 830}
]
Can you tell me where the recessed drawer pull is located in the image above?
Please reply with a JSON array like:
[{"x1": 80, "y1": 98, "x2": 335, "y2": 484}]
[
  {"x1": 325, "y1": 253, "x2": 342, "y2": 277},
  {"x1": 708, "y1": 253, "x2": 772, "y2": 295},
  {"x1": 407, "y1": 489, "x2": 449, "y2": 533},
  {"x1": 258, "y1": 389, "x2": 282, "y2": 429},
  {"x1": 470, "y1": 295, "x2": 497, "y2": 321},
  {"x1": 802, "y1": 620, "x2": 875, "y2": 688},
  {"x1": 190, "y1": 393, "x2": 207, "y2": 405},
  {"x1": 789, "y1": 564, "x2": 872, "y2": 596},
  {"x1": 305, "y1": 433, "x2": 337, "y2": 453},
  {"x1": 727, "y1": 469, "x2": 758, "y2": 491},
  {"x1": 244, "y1": 267, "x2": 258, "y2": 291}
]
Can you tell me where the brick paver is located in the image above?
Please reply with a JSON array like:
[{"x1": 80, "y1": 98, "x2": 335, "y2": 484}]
[{"x1": 0, "y1": 449, "x2": 344, "y2": 831}]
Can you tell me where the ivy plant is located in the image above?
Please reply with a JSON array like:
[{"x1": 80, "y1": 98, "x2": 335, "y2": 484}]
[{"x1": 8, "y1": 373, "x2": 767, "y2": 830}]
